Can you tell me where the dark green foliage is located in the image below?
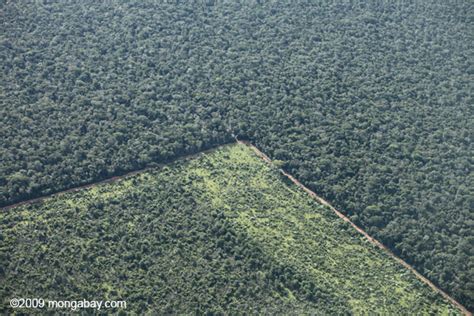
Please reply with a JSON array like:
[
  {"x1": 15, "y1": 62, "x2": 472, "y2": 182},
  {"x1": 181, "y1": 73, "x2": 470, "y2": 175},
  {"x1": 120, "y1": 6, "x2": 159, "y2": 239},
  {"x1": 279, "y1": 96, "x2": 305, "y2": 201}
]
[{"x1": 1, "y1": 0, "x2": 472, "y2": 310}]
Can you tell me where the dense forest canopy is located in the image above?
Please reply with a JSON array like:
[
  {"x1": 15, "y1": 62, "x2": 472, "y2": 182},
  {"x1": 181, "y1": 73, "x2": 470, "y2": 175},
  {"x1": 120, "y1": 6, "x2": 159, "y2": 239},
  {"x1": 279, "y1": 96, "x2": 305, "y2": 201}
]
[
  {"x1": 1, "y1": 0, "x2": 472, "y2": 310},
  {"x1": 0, "y1": 144, "x2": 461, "y2": 314}
]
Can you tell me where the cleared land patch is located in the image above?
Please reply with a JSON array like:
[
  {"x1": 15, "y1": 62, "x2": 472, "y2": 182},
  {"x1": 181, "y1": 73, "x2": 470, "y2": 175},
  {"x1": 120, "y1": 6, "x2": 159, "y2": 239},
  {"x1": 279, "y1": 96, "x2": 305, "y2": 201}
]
[{"x1": 0, "y1": 144, "x2": 462, "y2": 314}]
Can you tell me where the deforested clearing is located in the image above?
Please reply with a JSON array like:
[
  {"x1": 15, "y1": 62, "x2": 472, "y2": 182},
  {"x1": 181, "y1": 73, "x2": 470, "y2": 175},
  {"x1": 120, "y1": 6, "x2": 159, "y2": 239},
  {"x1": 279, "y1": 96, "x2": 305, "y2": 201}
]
[{"x1": 0, "y1": 144, "x2": 461, "y2": 314}]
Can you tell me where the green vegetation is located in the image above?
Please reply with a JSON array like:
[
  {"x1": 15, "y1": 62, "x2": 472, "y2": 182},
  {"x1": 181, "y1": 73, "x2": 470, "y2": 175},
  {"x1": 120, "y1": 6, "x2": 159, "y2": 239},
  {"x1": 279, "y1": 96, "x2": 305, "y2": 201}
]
[
  {"x1": 0, "y1": 144, "x2": 460, "y2": 314},
  {"x1": 1, "y1": 1, "x2": 472, "y2": 309}
]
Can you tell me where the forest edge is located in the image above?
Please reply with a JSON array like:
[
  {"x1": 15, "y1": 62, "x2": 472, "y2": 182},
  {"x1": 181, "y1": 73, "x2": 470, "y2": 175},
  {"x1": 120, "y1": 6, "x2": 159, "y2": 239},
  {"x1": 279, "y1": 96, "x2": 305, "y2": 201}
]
[{"x1": 1, "y1": 139, "x2": 471, "y2": 315}]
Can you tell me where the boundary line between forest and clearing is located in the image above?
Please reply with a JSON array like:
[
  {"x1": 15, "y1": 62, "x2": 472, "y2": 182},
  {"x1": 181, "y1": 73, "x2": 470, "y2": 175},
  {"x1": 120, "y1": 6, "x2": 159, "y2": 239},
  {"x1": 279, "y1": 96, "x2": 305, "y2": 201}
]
[
  {"x1": 237, "y1": 138, "x2": 471, "y2": 316},
  {"x1": 2, "y1": 139, "x2": 471, "y2": 315}
]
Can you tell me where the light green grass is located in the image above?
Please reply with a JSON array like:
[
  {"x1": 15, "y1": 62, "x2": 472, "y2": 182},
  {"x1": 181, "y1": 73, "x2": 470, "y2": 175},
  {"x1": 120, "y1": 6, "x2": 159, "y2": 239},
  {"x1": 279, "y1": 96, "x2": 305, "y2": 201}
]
[{"x1": 187, "y1": 144, "x2": 459, "y2": 315}]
